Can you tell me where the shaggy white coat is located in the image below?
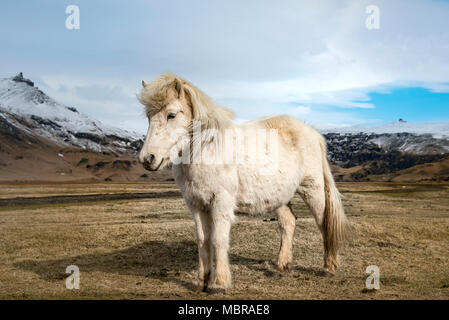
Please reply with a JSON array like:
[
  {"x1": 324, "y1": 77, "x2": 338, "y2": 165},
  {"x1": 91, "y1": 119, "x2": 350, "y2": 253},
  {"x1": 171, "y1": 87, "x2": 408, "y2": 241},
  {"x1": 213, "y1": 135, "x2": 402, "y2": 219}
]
[{"x1": 138, "y1": 73, "x2": 348, "y2": 292}]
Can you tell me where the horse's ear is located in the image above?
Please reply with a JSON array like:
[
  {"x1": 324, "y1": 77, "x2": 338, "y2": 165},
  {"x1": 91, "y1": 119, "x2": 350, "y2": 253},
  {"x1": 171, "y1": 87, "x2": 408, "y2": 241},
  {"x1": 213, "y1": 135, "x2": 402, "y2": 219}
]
[
  {"x1": 174, "y1": 78, "x2": 185, "y2": 99},
  {"x1": 142, "y1": 80, "x2": 148, "y2": 88}
]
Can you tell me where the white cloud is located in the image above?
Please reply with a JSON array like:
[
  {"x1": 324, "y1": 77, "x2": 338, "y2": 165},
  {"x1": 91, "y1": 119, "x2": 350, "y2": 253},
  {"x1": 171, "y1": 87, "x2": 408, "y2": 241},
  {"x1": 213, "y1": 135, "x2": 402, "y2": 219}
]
[
  {"x1": 186, "y1": 0, "x2": 449, "y2": 127},
  {"x1": 14, "y1": 0, "x2": 449, "y2": 132},
  {"x1": 291, "y1": 106, "x2": 311, "y2": 116},
  {"x1": 39, "y1": 75, "x2": 147, "y2": 134}
]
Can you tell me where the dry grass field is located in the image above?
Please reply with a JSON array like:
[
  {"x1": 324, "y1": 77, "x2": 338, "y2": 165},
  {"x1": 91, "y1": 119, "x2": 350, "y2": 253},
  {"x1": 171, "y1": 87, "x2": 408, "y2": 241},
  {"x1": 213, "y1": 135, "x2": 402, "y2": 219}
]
[{"x1": 0, "y1": 182, "x2": 448, "y2": 299}]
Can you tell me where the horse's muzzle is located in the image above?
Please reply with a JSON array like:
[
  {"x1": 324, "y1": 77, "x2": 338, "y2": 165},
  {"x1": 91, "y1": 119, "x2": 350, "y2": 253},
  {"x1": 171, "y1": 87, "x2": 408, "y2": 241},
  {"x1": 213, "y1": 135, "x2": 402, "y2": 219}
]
[{"x1": 142, "y1": 155, "x2": 164, "y2": 171}]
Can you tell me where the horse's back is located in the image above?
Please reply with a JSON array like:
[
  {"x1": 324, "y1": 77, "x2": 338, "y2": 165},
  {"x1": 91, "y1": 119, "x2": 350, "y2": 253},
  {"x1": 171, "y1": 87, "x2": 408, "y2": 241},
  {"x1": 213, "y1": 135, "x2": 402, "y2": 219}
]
[{"x1": 242, "y1": 114, "x2": 323, "y2": 150}]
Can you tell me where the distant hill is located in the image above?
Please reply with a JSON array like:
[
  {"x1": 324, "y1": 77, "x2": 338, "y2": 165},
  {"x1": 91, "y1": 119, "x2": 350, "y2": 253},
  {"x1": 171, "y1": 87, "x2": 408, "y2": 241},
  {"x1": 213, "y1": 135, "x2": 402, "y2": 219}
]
[
  {"x1": 324, "y1": 124, "x2": 449, "y2": 182},
  {"x1": 322, "y1": 120, "x2": 449, "y2": 138},
  {"x1": 0, "y1": 73, "x2": 171, "y2": 182}
]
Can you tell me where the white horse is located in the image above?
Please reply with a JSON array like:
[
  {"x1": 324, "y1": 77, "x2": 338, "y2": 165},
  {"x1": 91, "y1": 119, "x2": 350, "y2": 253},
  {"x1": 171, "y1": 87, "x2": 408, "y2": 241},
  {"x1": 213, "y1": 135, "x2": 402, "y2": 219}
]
[{"x1": 138, "y1": 73, "x2": 348, "y2": 292}]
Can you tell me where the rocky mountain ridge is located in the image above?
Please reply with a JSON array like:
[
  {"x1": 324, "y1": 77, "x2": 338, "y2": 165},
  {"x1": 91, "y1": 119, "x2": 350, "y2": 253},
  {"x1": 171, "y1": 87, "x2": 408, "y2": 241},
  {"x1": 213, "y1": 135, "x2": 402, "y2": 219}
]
[{"x1": 0, "y1": 73, "x2": 144, "y2": 156}]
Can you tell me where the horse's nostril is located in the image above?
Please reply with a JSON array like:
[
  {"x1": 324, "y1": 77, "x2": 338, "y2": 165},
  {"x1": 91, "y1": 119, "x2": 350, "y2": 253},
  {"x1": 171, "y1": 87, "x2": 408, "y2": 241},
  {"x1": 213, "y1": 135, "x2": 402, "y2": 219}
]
[
  {"x1": 142, "y1": 154, "x2": 156, "y2": 170},
  {"x1": 149, "y1": 154, "x2": 155, "y2": 165}
]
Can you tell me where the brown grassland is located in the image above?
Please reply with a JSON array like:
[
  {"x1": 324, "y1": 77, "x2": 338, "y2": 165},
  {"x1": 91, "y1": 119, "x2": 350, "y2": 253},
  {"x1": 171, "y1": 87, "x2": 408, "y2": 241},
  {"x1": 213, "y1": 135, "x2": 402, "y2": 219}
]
[{"x1": 0, "y1": 182, "x2": 448, "y2": 299}]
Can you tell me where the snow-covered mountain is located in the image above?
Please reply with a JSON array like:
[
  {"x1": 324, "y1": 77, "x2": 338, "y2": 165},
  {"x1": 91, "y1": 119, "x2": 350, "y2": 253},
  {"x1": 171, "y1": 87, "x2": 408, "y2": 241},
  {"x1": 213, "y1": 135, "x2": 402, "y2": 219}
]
[
  {"x1": 0, "y1": 73, "x2": 143, "y2": 154},
  {"x1": 322, "y1": 121, "x2": 449, "y2": 181},
  {"x1": 323, "y1": 120, "x2": 449, "y2": 162},
  {"x1": 323, "y1": 120, "x2": 449, "y2": 139}
]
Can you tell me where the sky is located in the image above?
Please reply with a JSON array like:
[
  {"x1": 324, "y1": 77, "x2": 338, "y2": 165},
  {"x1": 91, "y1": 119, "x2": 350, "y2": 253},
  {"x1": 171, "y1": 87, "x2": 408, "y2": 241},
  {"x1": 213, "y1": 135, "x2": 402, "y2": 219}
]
[{"x1": 1, "y1": 0, "x2": 449, "y2": 134}]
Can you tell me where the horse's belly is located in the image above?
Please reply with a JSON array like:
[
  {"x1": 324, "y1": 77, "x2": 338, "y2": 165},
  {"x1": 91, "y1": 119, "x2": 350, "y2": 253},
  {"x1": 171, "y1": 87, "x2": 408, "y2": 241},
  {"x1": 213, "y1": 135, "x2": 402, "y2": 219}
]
[{"x1": 236, "y1": 166, "x2": 301, "y2": 215}]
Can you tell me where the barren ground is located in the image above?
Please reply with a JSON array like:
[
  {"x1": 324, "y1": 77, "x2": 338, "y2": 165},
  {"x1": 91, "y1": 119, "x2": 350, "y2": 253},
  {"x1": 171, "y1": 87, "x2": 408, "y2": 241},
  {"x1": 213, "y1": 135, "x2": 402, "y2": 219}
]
[{"x1": 0, "y1": 182, "x2": 448, "y2": 299}]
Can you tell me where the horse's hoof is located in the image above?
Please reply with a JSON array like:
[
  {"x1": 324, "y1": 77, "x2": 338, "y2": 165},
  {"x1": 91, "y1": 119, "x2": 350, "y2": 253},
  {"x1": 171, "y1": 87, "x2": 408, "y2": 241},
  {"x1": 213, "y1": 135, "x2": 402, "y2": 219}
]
[
  {"x1": 196, "y1": 279, "x2": 209, "y2": 292},
  {"x1": 276, "y1": 262, "x2": 291, "y2": 273},
  {"x1": 207, "y1": 281, "x2": 231, "y2": 294},
  {"x1": 208, "y1": 288, "x2": 226, "y2": 295},
  {"x1": 322, "y1": 270, "x2": 335, "y2": 277},
  {"x1": 196, "y1": 284, "x2": 208, "y2": 292},
  {"x1": 207, "y1": 286, "x2": 227, "y2": 295}
]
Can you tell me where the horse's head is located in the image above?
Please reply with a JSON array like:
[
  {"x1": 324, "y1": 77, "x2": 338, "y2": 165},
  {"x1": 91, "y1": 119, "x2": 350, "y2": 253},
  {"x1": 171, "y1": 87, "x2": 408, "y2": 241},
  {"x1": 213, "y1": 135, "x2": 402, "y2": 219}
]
[
  {"x1": 138, "y1": 74, "x2": 192, "y2": 171},
  {"x1": 138, "y1": 73, "x2": 235, "y2": 171}
]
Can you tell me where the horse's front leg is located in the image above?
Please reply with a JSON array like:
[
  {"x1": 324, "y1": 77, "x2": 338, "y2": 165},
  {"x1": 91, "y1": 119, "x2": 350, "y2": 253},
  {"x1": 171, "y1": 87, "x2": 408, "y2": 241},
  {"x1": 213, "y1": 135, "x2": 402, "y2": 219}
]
[
  {"x1": 209, "y1": 198, "x2": 234, "y2": 292},
  {"x1": 192, "y1": 211, "x2": 212, "y2": 292},
  {"x1": 276, "y1": 204, "x2": 296, "y2": 272}
]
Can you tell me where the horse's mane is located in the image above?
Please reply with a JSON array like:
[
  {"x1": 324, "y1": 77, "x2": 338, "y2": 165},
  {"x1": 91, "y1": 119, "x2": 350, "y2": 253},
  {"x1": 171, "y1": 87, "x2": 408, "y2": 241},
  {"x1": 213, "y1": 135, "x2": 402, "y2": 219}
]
[{"x1": 139, "y1": 73, "x2": 235, "y2": 133}]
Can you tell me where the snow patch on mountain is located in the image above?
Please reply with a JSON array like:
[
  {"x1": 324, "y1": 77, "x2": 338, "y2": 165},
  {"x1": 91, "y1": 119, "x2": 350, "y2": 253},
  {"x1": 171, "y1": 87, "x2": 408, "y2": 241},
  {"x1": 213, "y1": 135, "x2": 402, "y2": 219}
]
[
  {"x1": 0, "y1": 73, "x2": 143, "y2": 154},
  {"x1": 0, "y1": 73, "x2": 142, "y2": 139},
  {"x1": 323, "y1": 121, "x2": 449, "y2": 139}
]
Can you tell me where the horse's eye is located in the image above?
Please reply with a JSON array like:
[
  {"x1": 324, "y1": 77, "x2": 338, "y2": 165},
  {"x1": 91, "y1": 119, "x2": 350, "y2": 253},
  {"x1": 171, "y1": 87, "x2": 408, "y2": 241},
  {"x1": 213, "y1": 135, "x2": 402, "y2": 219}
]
[{"x1": 167, "y1": 113, "x2": 176, "y2": 120}]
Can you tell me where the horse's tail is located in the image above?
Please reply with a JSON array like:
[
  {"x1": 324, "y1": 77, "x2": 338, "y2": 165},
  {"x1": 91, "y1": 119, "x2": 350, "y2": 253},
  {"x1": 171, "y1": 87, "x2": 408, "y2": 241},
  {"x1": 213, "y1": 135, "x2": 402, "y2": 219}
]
[{"x1": 319, "y1": 137, "x2": 349, "y2": 270}]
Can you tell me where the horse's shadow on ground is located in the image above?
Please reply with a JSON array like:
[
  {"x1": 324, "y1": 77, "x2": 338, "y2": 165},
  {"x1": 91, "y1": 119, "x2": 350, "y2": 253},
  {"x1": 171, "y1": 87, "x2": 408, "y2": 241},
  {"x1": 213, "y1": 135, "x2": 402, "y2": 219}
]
[{"x1": 14, "y1": 240, "x2": 323, "y2": 291}]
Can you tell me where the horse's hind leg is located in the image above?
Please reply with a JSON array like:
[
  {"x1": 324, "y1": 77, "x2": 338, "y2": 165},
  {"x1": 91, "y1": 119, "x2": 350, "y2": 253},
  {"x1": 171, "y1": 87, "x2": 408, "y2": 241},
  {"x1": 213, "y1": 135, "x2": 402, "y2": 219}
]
[
  {"x1": 276, "y1": 204, "x2": 296, "y2": 272},
  {"x1": 297, "y1": 177, "x2": 333, "y2": 275}
]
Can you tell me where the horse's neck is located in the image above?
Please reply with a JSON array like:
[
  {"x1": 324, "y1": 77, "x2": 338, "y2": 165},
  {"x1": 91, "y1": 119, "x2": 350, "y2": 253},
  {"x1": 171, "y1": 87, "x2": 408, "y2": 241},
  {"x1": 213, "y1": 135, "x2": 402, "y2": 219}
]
[
  {"x1": 192, "y1": 121, "x2": 236, "y2": 146},
  {"x1": 179, "y1": 122, "x2": 236, "y2": 169}
]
